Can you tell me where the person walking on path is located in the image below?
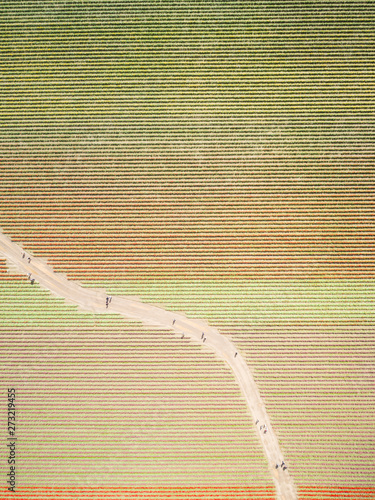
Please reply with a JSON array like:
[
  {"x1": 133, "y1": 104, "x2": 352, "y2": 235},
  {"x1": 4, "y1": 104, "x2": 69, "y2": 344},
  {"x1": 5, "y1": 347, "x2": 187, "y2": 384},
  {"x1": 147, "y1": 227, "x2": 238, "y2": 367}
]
[
  {"x1": 28, "y1": 257, "x2": 31, "y2": 263},
  {"x1": 22, "y1": 253, "x2": 25, "y2": 258},
  {"x1": 172, "y1": 319, "x2": 176, "y2": 325}
]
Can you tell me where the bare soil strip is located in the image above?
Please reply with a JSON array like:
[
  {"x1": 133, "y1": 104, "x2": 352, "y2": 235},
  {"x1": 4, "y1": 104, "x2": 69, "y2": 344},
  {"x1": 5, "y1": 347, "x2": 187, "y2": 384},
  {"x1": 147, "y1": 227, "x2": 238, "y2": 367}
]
[{"x1": 0, "y1": 229, "x2": 298, "y2": 500}]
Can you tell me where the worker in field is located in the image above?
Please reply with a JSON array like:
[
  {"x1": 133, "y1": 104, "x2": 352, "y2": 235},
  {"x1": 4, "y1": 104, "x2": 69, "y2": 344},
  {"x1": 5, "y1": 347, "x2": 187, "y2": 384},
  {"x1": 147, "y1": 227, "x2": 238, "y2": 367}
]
[
  {"x1": 201, "y1": 332, "x2": 204, "y2": 339},
  {"x1": 235, "y1": 352, "x2": 238, "y2": 358}
]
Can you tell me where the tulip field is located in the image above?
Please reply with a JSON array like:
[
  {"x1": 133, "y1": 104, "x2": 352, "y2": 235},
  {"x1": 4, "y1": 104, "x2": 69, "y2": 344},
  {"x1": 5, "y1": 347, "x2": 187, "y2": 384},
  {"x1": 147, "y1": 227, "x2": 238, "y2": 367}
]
[
  {"x1": 0, "y1": 259, "x2": 275, "y2": 499},
  {"x1": 1, "y1": 0, "x2": 374, "y2": 499}
]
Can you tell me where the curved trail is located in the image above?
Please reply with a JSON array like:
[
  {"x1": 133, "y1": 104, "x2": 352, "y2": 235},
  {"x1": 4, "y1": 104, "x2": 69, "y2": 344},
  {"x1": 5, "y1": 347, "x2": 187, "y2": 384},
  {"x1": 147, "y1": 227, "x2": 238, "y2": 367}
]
[{"x1": 0, "y1": 230, "x2": 298, "y2": 500}]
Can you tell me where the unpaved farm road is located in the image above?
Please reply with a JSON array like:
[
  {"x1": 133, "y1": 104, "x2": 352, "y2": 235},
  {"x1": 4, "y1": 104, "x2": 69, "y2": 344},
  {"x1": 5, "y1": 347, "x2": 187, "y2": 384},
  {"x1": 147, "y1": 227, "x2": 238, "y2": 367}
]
[{"x1": 0, "y1": 229, "x2": 298, "y2": 500}]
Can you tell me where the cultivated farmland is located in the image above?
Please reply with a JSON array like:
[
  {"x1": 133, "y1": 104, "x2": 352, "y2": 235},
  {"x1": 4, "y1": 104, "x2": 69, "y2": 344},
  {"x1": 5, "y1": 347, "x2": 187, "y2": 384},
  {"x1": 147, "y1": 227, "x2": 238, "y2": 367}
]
[
  {"x1": 1, "y1": 1, "x2": 374, "y2": 499},
  {"x1": 94, "y1": 279, "x2": 375, "y2": 492},
  {"x1": 0, "y1": 260, "x2": 275, "y2": 499}
]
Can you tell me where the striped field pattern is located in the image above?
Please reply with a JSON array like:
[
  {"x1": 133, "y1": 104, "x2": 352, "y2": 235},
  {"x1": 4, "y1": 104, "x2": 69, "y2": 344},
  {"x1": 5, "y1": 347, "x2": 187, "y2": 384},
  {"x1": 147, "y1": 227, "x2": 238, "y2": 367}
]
[
  {"x1": 1, "y1": 0, "x2": 375, "y2": 499},
  {"x1": 0, "y1": 261, "x2": 274, "y2": 493},
  {"x1": 88, "y1": 279, "x2": 375, "y2": 488}
]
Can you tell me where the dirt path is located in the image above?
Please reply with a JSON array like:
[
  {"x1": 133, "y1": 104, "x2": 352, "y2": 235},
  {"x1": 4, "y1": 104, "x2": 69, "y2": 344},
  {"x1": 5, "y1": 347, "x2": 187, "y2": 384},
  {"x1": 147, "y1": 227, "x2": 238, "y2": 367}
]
[{"x1": 0, "y1": 229, "x2": 298, "y2": 499}]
